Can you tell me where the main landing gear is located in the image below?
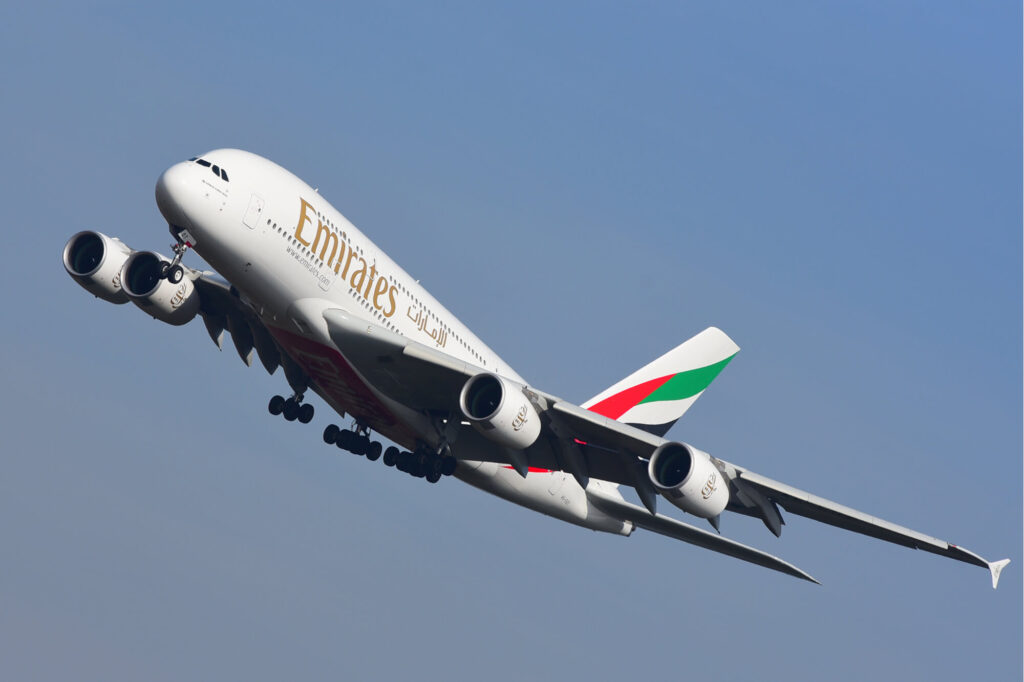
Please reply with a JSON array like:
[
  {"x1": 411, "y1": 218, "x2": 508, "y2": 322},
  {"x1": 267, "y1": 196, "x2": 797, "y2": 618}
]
[
  {"x1": 322, "y1": 423, "x2": 382, "y2": 461},
  {"x1": 322, "y1": 423, "x2": 457, "y2": 484},
  {"x1": 269, "y1": 393, "x2": 315, "y2": 424}
]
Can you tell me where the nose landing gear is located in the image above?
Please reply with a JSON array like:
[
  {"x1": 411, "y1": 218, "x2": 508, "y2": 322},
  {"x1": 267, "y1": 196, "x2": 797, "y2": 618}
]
[{"x1": 158, "y1": 229, "x2": 194, "y2": 283}]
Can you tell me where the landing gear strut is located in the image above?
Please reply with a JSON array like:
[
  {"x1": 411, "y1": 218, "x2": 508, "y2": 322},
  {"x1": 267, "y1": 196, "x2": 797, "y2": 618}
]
[{"x1": 159, "y1": 229, "x2": 194, "y2": 283}]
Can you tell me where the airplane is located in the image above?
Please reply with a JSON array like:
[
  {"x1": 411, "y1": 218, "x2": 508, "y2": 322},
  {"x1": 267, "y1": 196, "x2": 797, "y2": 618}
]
[{"x1": 62, "y1": 149, "x2": 1010, "y2": 588}]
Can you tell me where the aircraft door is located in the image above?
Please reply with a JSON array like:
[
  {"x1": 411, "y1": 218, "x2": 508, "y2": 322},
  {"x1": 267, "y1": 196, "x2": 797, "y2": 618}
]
[{"x1": 242, "y1": 194, "x2": 265, "y2": 229}]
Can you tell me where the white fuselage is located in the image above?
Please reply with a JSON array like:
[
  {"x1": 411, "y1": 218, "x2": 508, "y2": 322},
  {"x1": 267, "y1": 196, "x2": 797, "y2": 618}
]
[{"x1": 156, "y1": 149, "x2": 630, "y2": 536}]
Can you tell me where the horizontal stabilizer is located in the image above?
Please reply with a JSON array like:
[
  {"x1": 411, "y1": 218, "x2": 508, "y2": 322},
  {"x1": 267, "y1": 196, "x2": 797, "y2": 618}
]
[{"x1": 587, "y1": 489, "x2": 818, "y2": 584}]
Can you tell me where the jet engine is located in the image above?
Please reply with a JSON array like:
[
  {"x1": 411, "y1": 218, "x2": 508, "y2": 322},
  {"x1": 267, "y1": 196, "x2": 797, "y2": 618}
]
[
  {"x1": 62, "y1": 231, "x2": 133, "y2": 304},
  {"x1": 648, "y1": 441, "x2": 730, "y2": 518},
  {"x1": 121, "y1": 251, "x2": 200, "y2": 326},
  {"x1": 459, "y1": 373, "x2": 542, "y2": 451}
]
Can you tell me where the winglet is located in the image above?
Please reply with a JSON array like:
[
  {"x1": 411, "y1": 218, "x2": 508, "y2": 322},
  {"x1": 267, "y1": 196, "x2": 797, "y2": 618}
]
[{"x1": 989, "y1": 558, "x2": 1010, "y2": 590}]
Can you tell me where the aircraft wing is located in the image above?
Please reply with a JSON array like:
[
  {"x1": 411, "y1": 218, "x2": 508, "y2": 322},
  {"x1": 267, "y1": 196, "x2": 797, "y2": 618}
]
[
  {"x1": 321, "y1": 308, "x2": 1009, "y2": 588},
  {"x1": 722, "y1": 466, "x2": 1009, "y2": 586}
]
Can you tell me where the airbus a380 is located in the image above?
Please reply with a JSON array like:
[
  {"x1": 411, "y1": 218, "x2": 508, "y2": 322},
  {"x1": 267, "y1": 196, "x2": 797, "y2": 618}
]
[{"x1": 63, "y1": 149, "x2": 1009, "y2": 587}]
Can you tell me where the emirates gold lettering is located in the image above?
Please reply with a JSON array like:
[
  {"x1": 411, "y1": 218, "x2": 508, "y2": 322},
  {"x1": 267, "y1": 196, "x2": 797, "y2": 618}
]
[
  {"x1": 294, "y1": 198, "x2": 315, "y2": 247},
  {"x1": 364, "y1": 264, "x2": 378, "y2": 298},
  {"x1": 372, "y1": 277, "x2": 390, "y2": 310},
  {"x1": 383, "y1": 285, "x2": 398, "y2": 318},
  {"x1": 350, "y1": 257, "x2": 368, "y2": 294},
  {"x1": 333, "y1": 241, "x2": 348, "y2": 274},
  {"x1": 293, "y1": 198, "x2": 404, "y2": 320},
  {"x1": 340, "y1": 247, "x2": 356, "y2": 279},
  {"x1": 312, "y1": 219, "x2": 339, "y2": 267}
]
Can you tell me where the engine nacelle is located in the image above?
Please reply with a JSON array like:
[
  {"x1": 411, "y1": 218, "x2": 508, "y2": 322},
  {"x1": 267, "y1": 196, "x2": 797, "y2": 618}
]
[
  {"x1": 648, "y1": 441, "x2": 730, "y2": 519},
  {"x1": 63, "y1": 231, "x2": 133, "y2": 304},
  {"x1": 459, "y1": 373, "x2": 542, "y2": 451},
  {"x1": 121, "y1": 251, "x2": 200, "y2": 326}
]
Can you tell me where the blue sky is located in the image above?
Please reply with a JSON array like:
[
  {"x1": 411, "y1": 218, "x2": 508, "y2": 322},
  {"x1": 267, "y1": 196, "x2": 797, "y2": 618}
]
[{"x1": 1, "y1": 2, "x2": 1020, "y2": 680}]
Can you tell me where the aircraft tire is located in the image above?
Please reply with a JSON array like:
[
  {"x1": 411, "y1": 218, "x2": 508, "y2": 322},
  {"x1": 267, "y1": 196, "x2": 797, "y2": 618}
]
[
  {"x1": 383, "y1": 446, "x2": 399, "y2": 466},
  {"x1": 299, "y1": 403, "x2": 315, "y2": 424},
  {"x1": 365, "y1": 441, "x2": 382, "y2": 461},
  {"x1": 426, "y1": 470, "x2": 441, "y2": 484},
  {"x1": 441, "y1": 456, "x2": 457, "y2": 476},
  {"x1": 397, "y1": 450, "x2": 413, "y2": 473},
  {"x1": 167, "y1": 264, "x2": 184, "y2": 284},
  {"x1": 352, "y1": 435, "x2": 368, "y2": 456},
  {"x1": 268, "y1": 395, "x2": 285, "y2": 415},
  {"x1": 323, "y1": 424, "x2": 339, "y2": 444},
  {"x1": 282, "y1": 399, "x2": 299, "y2": 421}
]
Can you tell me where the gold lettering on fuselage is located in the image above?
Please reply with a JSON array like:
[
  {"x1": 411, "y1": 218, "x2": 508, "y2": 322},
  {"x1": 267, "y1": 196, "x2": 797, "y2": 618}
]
[
  {"x1": 295, "y1": 198, "x2": 315, "y2": 247},
  {"x1": 312, "y1": 220, "x2": 340, "y2": 267},
  {"x1": 293, "y1": 197, "x2": 399, "y2": 318}
]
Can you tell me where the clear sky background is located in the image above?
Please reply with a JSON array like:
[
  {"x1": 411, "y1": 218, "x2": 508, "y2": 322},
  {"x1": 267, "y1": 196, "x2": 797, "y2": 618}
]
[{"x1": 1, "y1": 2, "x2": 1020, "y2": 680}]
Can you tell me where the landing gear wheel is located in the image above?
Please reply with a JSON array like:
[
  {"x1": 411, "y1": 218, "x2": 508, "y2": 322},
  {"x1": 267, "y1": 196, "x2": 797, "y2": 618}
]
[
  {"x1": 159, "y1": 261, "x2": 170, "y2": 278},
  {"x1": 412, "y1": 452, "x2": 429, "y2": 478},
  {"x1": 396, "y1": 451, "x2": 413, "y2": 473},
  {"x1": 268, "y1": 395, "x2": 285, "y2": 415},
  {"x1": 167, "y1": 264, "x2": 184, "y2": 284},
  {"x1": 365, "y1": 441, "x2": 382, "y2": 461},
  {"x1": 383, "y1": 446, "x2": 399, "y2": 467},
  {"x1": 337, "y1": 429, "x2": 354, "y2": 450},
  {"x1": 298, "y1": 403, "x2": 315, "y2": 424},
  {"x1": 282, "y1": 399, "x2": 299, "y2": 421},
  {"x1": 426, "y1": 470, "x2": 442, "y2": 484},
  {"x1": 323, "y1": 424, "x2": 339, "y2": 444},
  {"x1": 440, "y1": 456, "x2": 457, "y2": 476},
  {"x1": 353, "y1": 435, "x2": 369, "y2": 456}
]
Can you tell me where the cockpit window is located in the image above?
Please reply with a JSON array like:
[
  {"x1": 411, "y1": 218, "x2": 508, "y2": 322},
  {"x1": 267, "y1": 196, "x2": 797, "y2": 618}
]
[{"x1": 189, "y1": 157, "x2": 229, "y2": 182}]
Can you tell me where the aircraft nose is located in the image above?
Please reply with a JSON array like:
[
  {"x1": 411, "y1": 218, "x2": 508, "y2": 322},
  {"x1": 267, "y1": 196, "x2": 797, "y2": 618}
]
[{"x1": 155, "y1": 162, "x2": 193, "y2": 229}]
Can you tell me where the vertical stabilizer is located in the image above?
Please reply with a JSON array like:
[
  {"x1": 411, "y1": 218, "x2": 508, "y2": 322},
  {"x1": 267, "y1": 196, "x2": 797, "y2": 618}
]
[{"x1": 583, "y1": 327, "x2": 739, "y2": 436}]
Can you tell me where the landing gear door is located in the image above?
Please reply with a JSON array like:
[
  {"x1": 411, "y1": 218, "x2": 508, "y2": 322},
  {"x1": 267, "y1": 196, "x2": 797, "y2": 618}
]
[{"x1": 243, "y1": 194, "x2": 265, "y2": 229}]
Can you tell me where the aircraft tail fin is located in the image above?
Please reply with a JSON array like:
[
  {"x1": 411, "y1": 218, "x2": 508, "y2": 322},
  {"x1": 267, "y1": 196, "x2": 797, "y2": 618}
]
[{"x1": 583, "y1": 327, "x2": 739, "y2": 436}]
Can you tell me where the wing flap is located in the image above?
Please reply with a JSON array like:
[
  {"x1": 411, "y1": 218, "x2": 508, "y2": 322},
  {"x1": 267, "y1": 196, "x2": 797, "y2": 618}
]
[{"x1": 586, "y1": 489, "x2": 818, "y2": 584}]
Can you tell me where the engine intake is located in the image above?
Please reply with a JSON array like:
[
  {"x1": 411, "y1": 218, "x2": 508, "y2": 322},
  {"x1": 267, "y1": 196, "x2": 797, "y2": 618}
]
[
  {"x1": 459, "y1": 373, "x2": 541, "y2": 451},
  {"x1": 121, "y1": 251, "x2": 200, "y2": 326},
  {"x1": 63, "y1": 231, "x2": 132, "y2": 304},
  {"x1": 648, "y1": 441, "x2": 730, "y2": 518}
]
